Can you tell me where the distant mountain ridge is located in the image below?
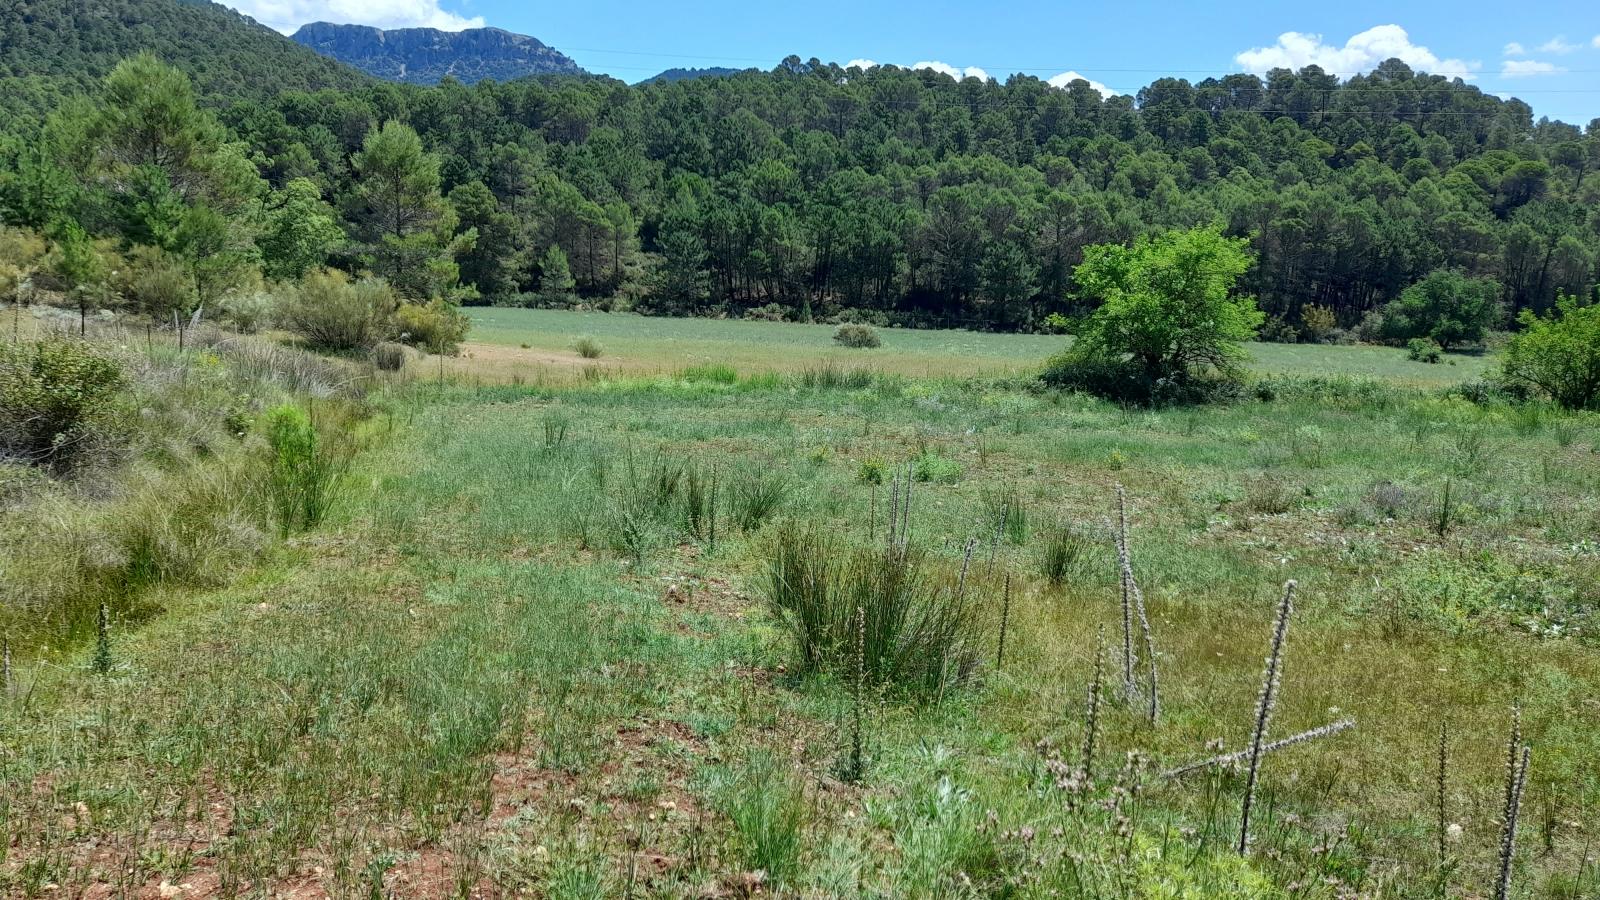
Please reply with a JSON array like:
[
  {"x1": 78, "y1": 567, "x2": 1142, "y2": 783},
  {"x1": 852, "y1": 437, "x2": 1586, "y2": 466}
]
[
  {"x1": 0, "y1": 0, "x2": 369, "y2": 106},
  {"x1": 291, "y1": 22, "x2": 585, "y2": 84}
]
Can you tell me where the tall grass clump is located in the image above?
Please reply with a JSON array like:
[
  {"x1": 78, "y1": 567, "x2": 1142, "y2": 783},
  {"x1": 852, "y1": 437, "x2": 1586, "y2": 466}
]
[
  {"x1": 981, "y1": 485, "x2": 1028, "y2": 545},
  {"x1": 764, "y1": 523, "x2": 982, "y2": 697},
  {"x1": 1038, "y1": 519, "x2": 1091, "y2": 586},
  {"x1": 716, "y1": 752, "x2": 808, "y2": 887},
  {"x1": 727, "y1": 467, "x2": 786, "y2": 532},
  {"x1": 573, "y1": 337, "x2": 603, "y2": 359},
  {"x1": 265, "y1": 404, "x2": 346, "y2": 535},
  {"x1": 796, "y1": 361, "x2": 874, "y2": 390}
]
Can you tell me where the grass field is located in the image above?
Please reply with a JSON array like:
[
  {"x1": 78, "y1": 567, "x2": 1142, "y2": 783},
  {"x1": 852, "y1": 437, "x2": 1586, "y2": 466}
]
[
  {"x1": 2, "y1": 320, "x2": 1596, "y2": 898},
  {"x1": 454, "y1": 307, "x2": 1496, "y2": 387}
]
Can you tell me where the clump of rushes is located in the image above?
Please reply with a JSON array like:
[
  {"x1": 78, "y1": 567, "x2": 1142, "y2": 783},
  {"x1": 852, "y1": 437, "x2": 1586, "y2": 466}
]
[
  {"x1": 1038, "y1": 519, "x2": 1089, "y2": 586},
  {"x1": 573, "y1": 337, "x2": 603, "y2": 359},
  {"x1": 1495, "y1": 706, "x2": 1532, "y2": 900},
  {"x1": 1239, "y1": 580, "x2": 1295, "y2": 855},
  {"x1": 92, "y1": 600, "x2": 112, "y2": 675}
]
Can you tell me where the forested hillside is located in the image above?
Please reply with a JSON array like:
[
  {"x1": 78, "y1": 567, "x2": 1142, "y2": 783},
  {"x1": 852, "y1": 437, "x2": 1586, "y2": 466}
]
[
  {"x1": 0, "y1": 0, "x2": 370, "y2": 111},
  {"x1": 2, "y1": 40, "x2": 1598, "y2": 334}
]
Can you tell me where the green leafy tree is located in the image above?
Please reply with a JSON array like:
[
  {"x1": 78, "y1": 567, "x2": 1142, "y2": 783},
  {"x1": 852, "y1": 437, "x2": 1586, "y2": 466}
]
[
  {"x1": 1499, "y1": 293, "x2": 1600, "y2": 410},
  {"x1": 1379, "y1": 269, "x2": 1500, "y2": 351},
  {"x1": 1069, "y1": 226, "x2": 1261, "y2": 382},
  {"x1": 448, "y1": 180, "x2": 521, "y2": 300},
  {"x1": 259, "y1": 178, "x2": 345, "y2": 281},
  {"x1": 535, "y1": 245, "x2": 576, "y2": 306},
  {"x1": 652, "y1": 223, "x2": 709, "y2": 314},
  {"x1": 348, "y1": 120, "x2": 473, "y2": 300}
]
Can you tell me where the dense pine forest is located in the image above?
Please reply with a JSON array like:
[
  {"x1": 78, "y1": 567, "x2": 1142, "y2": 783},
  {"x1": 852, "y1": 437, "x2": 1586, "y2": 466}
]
[{"x1": 2, "y1": 16, "x2": 1599, "y2": 335}]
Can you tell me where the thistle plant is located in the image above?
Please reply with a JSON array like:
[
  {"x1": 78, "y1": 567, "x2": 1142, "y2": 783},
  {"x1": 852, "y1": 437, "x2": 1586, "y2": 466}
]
[
  {"x1": 845, "y1": 603, "x2": 866, "y2": 783},
  {"x1": 1080, "y1": 625, "x2": 1107, "y2": 789},
  {"x1": 996, "y1": 573, "x2": 1012, "y2": 672},
  {"x1": 1162, "y1": 718, "x2": 1355, "y2": 780},
  {"x1": 1239, "y1": 579, "x2": 1296, "y2": 854},
  {"x1": 1495, "y1": 707, "x2": 1532, "y2": 900},
  {"x1": 92, "y1": 600, "x2": 112, "y2": 675},
  {"x1": 1112, "y1": 485, "x2": 1157, "y2": 722},
  {"x1": 1437, "y1": 720, "x2": 1450, "y2": 865}
]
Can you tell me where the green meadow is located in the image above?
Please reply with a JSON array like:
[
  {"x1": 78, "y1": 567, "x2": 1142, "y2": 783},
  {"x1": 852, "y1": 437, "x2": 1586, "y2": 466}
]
[
  {"x1": 457, "y1": 307, "x2": 1495, "y2": 387},
  {"x1": 3, "y1": 324, "x2": 1597, "y2": 897}
]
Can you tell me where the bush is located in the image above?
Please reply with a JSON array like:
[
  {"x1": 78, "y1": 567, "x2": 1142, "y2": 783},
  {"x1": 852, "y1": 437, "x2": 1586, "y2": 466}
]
[
  {"x1": 833, "y1": 323, "x2": 881, "y2": 349},
  {"x1": 1407, "y1": 337, "x2": 1443, "y2": 363},
  {"x1": 1498, "y1": 294, "x2": 1600, "y2": 410},
  {"x1": 1300, "y1": 304, "x2": 1337, "y2": 343},
  {"x1": 743, "y1": 302, "x2": 788, "y2": 322},
  {"x1": 212, "y1": 289, "x2": 277, "y2": 334},
  {"x1": 574, "y1": 337, "x2": 603, "y2": 359},
  {"x1": 1379, "y1": 269, "x2": 1499, "y2": 350},
  {"x1": 0, "y1": 338, "x2": 126, "y2": 471},
  {"x1": 764, "y1": 524, "x2": 982, "y2": 696},
  {"x1": 115, "y1": 245, "x2": 194, "y2": 320},
  {"x1": 372, "y1": 341, "x2": 407, "y2": 372},
  {"x1": 1069, "y1": 226, "x2": 1261, "y2": 386},
  {"x1": 1258, "y1": 315, "x2": 1299, "y2": 344},
  {"x1": 279, "y1": 269, "x2": 397, "y2": 352},
  {"x1": 912, "y1": 451, "x2": 962, "y2": 484},
  {"x1": 264, "y1": 404, "x2": 345, "y2": 534},
  {"x1": 394, "y1": 299, "x2": 469, "y2": 354},
  {"x1": 1042, "y1": 352, "x2": 1242, "y2": 405}
]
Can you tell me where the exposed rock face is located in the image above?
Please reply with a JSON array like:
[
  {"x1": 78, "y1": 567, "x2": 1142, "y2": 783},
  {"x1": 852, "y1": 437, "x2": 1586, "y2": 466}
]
[{"x1": 291, "y1": 22, "x2": 584, "y2": 84}]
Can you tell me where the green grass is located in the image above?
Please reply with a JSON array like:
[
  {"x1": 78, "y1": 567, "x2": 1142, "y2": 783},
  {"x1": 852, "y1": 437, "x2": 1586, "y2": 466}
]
[
  {"x1": 460, "y1": 307, "x2": 1494, "y2": 386},
  {"x1": 2, "y1": 331, "x2": 1595, "y2": 896}
]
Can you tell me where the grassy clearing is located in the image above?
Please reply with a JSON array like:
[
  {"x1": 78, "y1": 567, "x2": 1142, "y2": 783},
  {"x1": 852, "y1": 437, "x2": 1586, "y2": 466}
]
[
  {"x1": 456, "y1": 307, "x2": 1495, "y2": 386},
  {"x1": 2, "y1": 342, "x2": 1596, "y2": 896}
]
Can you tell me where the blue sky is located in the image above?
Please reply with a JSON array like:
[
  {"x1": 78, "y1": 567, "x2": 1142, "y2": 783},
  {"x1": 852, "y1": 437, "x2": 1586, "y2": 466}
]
[{"x1": 228, "y1": 0, "x2": 1599, "y2": 124}]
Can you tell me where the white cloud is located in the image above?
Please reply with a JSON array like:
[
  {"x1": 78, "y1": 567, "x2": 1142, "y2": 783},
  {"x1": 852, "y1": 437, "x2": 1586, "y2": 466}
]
[
  {"x1": 1501, "y1": 59, "x2": 1565, "y2": 77},
  {"x1": 845, "y1": 59, "x2": 878, "y2": 70},
  {"x1": 1046, "y1": 70, "x2": 1117, "y2": 97},
  {"x1": 1539, "y1": 36, "x2": 1581, "y2": 54},
  {"x1": 1503, "y1": 42, "x2": 1525, "y2": 56},
  {"x1": 1234, "y1": 24, "x2": 1477, "y2": 78},
  {"x1": 1593, "y1": 34, "x2": 1600, "y2": 49},
  {"x1": 911, "y1": 60, "x2": 991, "y2": 81},
  {"x1": 222, "y1": 0, "x2": 483, "y2": 34}
]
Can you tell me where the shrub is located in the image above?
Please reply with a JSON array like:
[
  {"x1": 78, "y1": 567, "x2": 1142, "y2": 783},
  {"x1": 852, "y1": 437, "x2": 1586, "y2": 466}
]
[
  {"x1": 279, "y1": 269, "x2": 397, "y2": 352},
  {"x1": 857, "y1": 458, "x2": 887, "y2": 485},
  {"x1": 1407, "y1": 337, "x2": 1443, "y2": 363},
  {"x1": 764, "y1": 524, "x2": 982, "y2": 696},
  {"x1": 1300, "y1": 304, "x2": 1337, "y2": 343},
  {"x1": 1258, "y1": 315, "x2": 1299, "y2": 344},
  {"x1": 743, "y1": 302, "x2": 788, "y2": 322},
  {"x1": 1068, "y1": 226, "x2": 1261, "y2": 387},
  {"x1": 1379, "y1": 269, "x2": 1500, "y2": 350},
  {"x1": 115, "y1": 245, "x2": 194, "y2": 320},
  {"x1": 264, "y1": 404, "x2": 345, "y2": 535},
  {"x1": 1498, "y1": 294, "x2": 1600, "y2": 411},
  {"x1": 912, "y1": 452, "x2": 962, "y2": 484},
  {"x1": 372, "y1": 342, "x2": 407, "y2": 372},
  {"x1": 394, "y1": 299, "x2": 469, "y2": 354},
  {"x1": 0, "y1": 338, "x2": 125, "y2": 471},
  {"x1": 212, "y1": 289, "x2": 277, "y2": 334},
  {"x1": 833, "y1": 323, "x2": 881, "y2": 349},
  {"x1": 574, "y1": 337, "x2": 603, "y2": 359}
]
